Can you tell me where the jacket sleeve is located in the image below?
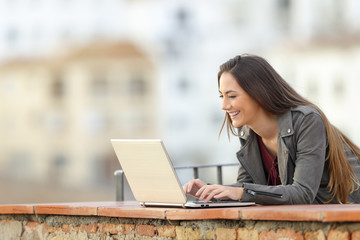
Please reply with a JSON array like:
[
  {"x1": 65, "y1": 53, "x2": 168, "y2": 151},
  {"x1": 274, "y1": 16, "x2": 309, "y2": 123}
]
[
  {"x1": 241, "y1": 112, "x2": 327, "y2": 205},
  {"x1": 236, "y1": 163, "x2": 254, "y2": 184}
]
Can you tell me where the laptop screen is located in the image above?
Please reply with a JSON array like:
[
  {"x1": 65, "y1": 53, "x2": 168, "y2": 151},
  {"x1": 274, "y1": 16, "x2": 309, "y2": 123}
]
[{"x1": 111, "y1": 139, "x2": 187, "y2": 204}]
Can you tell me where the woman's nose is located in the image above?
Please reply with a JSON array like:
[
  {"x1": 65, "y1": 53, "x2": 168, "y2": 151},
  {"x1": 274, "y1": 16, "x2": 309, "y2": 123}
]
[{"x1": 221, "y1": 99, "x2": 230, "y2": 110}]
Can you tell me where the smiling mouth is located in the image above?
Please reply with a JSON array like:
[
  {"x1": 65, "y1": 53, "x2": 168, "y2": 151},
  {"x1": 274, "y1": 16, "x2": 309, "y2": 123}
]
[{"x1": 228, "y1": 111, "x2": 240, "y2": 119}]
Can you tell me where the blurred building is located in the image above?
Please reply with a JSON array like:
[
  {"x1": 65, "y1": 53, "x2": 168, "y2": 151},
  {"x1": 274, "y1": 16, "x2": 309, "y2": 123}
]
[
  {"x1": 0, "y1": 0, "x2": 126, "y2": 62},
  {"x1": 0, "y1": 42, "x2": 158, "y2": 188},
  {"x1": 1, "y1": 0, "x2": 360, "y2": 202},
  {"x1": 267, "y1": 41, "x2": 360, "y2": 144}
]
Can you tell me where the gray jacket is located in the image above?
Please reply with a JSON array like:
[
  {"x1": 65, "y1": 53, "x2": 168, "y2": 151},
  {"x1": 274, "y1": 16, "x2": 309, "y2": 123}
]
[{"x1": 234, "y1": 106, "x2": 360, "y2": 204}]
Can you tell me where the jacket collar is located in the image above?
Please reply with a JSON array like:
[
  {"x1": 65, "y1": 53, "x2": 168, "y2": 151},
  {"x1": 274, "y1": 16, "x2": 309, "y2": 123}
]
[
  {"x1": 277, "y1": 109, "x2": 294, "y2": 138},
  {"x1": 238, "y1": 108, "x2": 294, "y2": 140},
  {"x1": 238, "y1": 125, "x2": 251, "y2": 140},
  {"x1": 237, "y1": 108, "x2": 294, "y2": 185}
]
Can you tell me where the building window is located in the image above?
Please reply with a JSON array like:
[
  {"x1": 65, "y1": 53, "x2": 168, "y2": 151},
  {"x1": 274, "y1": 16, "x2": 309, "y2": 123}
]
[
  {"x1": 277, "y1": 0, "x2": 291, "y2": 33},
  {"x1": 177, "y1": 77, "x2": 190, "y2": 95},
  {"x1": 43, "y1": 108, "x2": 66, "y2": 134},
  {"x1": 176, "y1": 8, "x2": 189, "y2": 29},
  {"x1": 278, "y1": 0, "x2": 290, "y2": 10},
  {"x1": 127, "y1": 76, "x2": 147, "y2": 96},
  {"x1": 89, "y1": 152, "x2": 117, "y2": 185},
  {"x1": 91, "y1": 73, "x2": 108, "y2": 97},
  {"x1": 333, "y1": 78, "x2": 345, "y2": 101},
  {"x1": 48, "y1": 153, "x2": 68, "y2": 185},
  {"x1": 6, "y1": 27, "x2": 19, "y2": 47},
  {"x1": 52, "y1": 74, "x2": 65, "y2": 98}
]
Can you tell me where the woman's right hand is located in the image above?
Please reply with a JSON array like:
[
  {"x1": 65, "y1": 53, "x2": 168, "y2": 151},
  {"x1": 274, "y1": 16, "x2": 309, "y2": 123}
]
[{"x1": 182, "y1": 179, "x2": 206, "y2": 197}]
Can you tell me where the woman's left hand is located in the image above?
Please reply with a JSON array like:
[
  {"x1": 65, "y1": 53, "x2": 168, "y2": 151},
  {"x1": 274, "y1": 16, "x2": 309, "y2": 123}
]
[{"x1": 196, "y1": 184, "x2": 244, "y2": 203}]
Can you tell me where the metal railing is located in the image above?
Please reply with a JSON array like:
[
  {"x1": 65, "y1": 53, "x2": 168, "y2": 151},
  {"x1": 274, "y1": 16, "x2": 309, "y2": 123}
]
[{"x1": 114, "y1": 163, "x2": 239, "y2": 201}]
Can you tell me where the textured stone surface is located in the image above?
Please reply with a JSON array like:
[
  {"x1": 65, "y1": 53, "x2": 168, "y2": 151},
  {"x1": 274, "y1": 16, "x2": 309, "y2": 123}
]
[
  {"x1": 1, "y1": 202, "x2": 360, "y2": 239},
  {"x1": 0, "y1": 220, "x2": 22, "y2": 240}
]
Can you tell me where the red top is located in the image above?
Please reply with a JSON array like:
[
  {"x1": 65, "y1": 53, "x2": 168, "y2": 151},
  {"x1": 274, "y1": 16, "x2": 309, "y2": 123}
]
[{"x1": 256, "y1": 135, "x2": 281, "y2": 186}]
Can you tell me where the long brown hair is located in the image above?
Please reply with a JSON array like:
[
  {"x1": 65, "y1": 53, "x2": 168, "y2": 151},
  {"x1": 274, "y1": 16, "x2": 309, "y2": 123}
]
[{"x1": 218, "y1": 54, "x2": 360, "y2": 203}]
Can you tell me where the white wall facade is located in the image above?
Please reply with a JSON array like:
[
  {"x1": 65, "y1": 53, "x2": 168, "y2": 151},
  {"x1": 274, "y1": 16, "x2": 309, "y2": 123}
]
[{"x1": 1, "y1": 0, "x2": 360, "y2": 190}]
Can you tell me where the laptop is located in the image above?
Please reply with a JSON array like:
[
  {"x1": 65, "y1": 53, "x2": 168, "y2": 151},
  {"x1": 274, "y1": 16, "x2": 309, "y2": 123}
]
[{"x1": 110, "y1": 139, "x2": 255, "y2": 208}]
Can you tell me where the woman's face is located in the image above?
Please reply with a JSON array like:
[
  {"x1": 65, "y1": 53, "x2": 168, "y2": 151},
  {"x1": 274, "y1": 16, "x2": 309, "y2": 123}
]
[{"x1": 218, "y1": 72, "x2": 262, "y2": 128}]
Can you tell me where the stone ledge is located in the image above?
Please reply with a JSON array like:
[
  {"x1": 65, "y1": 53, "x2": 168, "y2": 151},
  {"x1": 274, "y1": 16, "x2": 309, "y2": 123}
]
[
  {"x1": 1, "y1": 201, "x2": 360, "y2": 222},
  {"x1": 1, "y1": 214, "x2": 360, "y2": 240}
]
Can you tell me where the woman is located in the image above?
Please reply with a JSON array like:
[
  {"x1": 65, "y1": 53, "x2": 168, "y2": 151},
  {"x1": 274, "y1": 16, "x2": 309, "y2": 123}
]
[{"x1": 183, "y1": 54, "x2": 360, "y2": 204}]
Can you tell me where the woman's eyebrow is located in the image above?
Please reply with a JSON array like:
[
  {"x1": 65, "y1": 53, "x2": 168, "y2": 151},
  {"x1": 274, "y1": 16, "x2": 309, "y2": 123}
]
[{"x1": 219, "y1": 90, "x2": 238, "y2": 94}]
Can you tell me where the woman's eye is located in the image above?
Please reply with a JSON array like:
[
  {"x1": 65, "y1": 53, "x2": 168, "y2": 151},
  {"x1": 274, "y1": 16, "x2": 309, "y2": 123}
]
[
  {"x1": 219, "y1": 95, "x2": 223, "y2": 98},
  {"x1": 229, "y1": 95, "x2": 236, "y2": 99}
]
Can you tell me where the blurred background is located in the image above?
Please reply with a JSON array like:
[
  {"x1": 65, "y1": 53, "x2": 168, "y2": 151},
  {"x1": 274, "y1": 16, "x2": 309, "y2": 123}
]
[{"x1": 1, "y1": 0, "x2": 360, "y2": 204}]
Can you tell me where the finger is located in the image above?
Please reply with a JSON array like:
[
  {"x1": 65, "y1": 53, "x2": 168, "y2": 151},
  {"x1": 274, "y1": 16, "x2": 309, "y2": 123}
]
[
  {"x1": 193, "y1": 179, "x2": 205, "y2": 189},
  {"x1": 204, "y1": 188, "x2": 221, "y2": 203},
  {"x1": 186, "y1": 181, "x2": 194, "y2": 194},
  {"x1": 213, "y1": 191, "x2": 228, "y2": 200},
  {"x1": 183, "y1": 181, "x2": 195, "y2": 194},
  {"x1": 199, "y1": 185, "x2": 216, "y2": 200},
  {"x1": 213, "y1": 187, "x2": 241, "y2": 201},
  {"x1": 195, "y1": 185, "x2": 207, "y2": 198}
]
